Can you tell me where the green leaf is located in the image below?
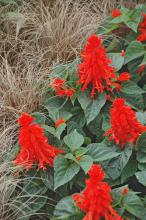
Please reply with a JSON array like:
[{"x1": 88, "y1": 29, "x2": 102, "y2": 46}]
[
  {"x1": 121, "y1": 158, "x2": 138, "y2": 182},
  {"x1": 78, "y1": 155, "x2": 93, "y2": 173},
  {"x1": 33, "y1": 112, "x2": 46, "y2": 125},
  {"x1": 123, "y1": 192, "x2": 145, "y2": 219},
  {"x1": 106, "y1": 37, "x2": 122, "y2": 52},
  {"x1": 75, "y1": 147, "x2": 89, "y2": 158},
  {"x1": 108, "y1": 53, "x2": 124, "y2": 71},
  {"x1": 64, "y1": 153, "x2": 78, "y2": 163},
  {"x1": 87, "y1": 143, "x2": 120, "y2": 162},
  {"x1": 136, "y1": 132, "x2": 146, "y2": 153},
  {"x1": 64, "y1": 129, "x2": 84, "y2": 151},
  {"x1": 55, "y1": 123, "x2": 66, "y2": 139},
  {"x1": 141, "y1": 52, "x2": 146, "y2": 65},
  {"x1": 125, "y1": 41, "x2": 145, "y2": 64},
  {"x1": 111, "y1": 8, "x2": 130, "y2": 24},
  {"x1": 137, "y1": 151, "x2": 146, "y2": 163},
  {"x1": 127, "y1": 57, "x2": 141, "y2": 82},
  {"x1": 120, "y1": 81, "x2": 144, "y2": 95},
  {"x1": 126, "y1": 9, "x2": 142, "y2": 32},
  {"x1": 49, "y1": 110, "x2": 72, "y2": 122},
  {"x1": 96, "y1": 17, "x2": 119, "y2": 35},
  {"x1": 53, "y1": 196, "x2": 82, "y2": 220},
  {"x1": 84, "y1": 137, "x2": 91, "y2": 145},
  {"x1": 136, "y1": 112, "x2": 146, "y2": 125},
  {"x1": 45, "y1": 96, "x2": 72, "y2": 114},
  {"x1": 85, "y1": 93, "x2": 106, "y2": 124},
  {"x1": 42, "y1": 125, "x2": 56, "y2": 136},
  {"x1": 67, "y1": 121, "x2": 85, "y2": 136},
  {"x1": 70, "y1": 112, "x2": 86, "y2": 128},
  {"x1": 138, "y1": 162, "x2": 146, "y2": 171},
  {"x1": 78, "y1": 90, "x2": 91, "y2": 110},
  {"x1": 119, "y1": 92, "x2": 144, "y2": 111},
  {"x1": 54, "y1": 156, "x2": 80, "y2": 189},
  {"x1": 136, "y1": 171, "x2": 146, "y2": 186},
  {"x1": 104, "y1": 144, "x2": 132, "y2": 180}
]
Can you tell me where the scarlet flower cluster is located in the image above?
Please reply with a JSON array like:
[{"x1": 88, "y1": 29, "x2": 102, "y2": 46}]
[
  {"x1": 105, "y1": 98, "x2": 146, "y2": 148},
  {"x1": 50, "y1": 78, "x2": 74, "y2": 97},
  {"x1": 137, "y1": 13, "x2": 146, "y2": 42},
  {"x1": 112, "y1": 9, "x2": 122, "y2": 18},
  {"x1": 15, "y1": 113, "x2": 63, "y2": 170},
  {"x1": 78, "y1": 34, "x2": 130, "y2": 97},
  {"x1": 73, "y1": 164, "x2": 123, "y2": 220}
]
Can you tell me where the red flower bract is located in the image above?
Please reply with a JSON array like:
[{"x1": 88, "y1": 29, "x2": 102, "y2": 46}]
[
  {"x1": 121, "y1": 187, "x2": 129, "y2": 195},
  {"x1": 112, "y1": 9, "x2": 122, "y2": 18},
  {"x1": 138, "y1": 64, "x2": 145, "y2": 75},
  {"x1": 50, "y1": 78, "x2": 65, "y2": 90},
  {"x1": 73, "y1": 164, "x2": 123, "y2": 220},
  {"x1": 121, "y1": 50, "x2": 125, "y2": 57},
  {"x1": 50, "y1": 77, "x2": 74, "y2": 98},
  {"x1": 104, "y1": 98, "x2": 146, "y2": 148},
  {"x1": 117, "y1": 72, "x2": 131, "y2": 82},
  {"x1": 55, "y1": 118, "x2": 65, "y2": 128},
  {"x1": 137, "y1": 13, "x2": 146, "y2": 42},
  {"x1": 78, "y1": 34, "x2": 119, "y2": 97},
  {"x1": 14, "y1": 113, "x2": 63, "y2": 170}
]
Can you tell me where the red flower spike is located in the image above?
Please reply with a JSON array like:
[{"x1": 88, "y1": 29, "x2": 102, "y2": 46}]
[
  {"x1": 78, "y1": 34, "x2": 118, "y2": 97},
  {"x1": 137, "y1": 13, "x2": 146, "y2": 42},
  {"x1": 55, "y1": 118, "x2": 65, "y2": 128},
  {"x1": 73, "y1": 164, "x2": 123, "y2": 220},
  {"x1": 112, "y1": 9, "x2": 122, "y2": 18},
  {"x1": 138, "y1": 64, "x2": 145, "y2": 75},
  {"x1": 121, "y1": 50, "x2": 125, "y2": 57},
  {"x1": 117, "y1": 72, "x2": 131, "y2": 82},
  {"x1": 104, "y1": 98, "x2": 146, "y2": 148},
  {"x1": 15, "y1": 113, "x2": 64, "y2": 170}
]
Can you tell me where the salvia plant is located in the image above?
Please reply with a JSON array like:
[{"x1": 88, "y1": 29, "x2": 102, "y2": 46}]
[{"x1": 7, "y1": 4, "x2": 146, "y2": 220}]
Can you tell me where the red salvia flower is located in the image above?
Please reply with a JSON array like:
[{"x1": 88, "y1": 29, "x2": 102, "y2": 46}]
[
  {"x1": 55, "y1": 88, "x2": 66, "y2": 97},
  {"x1": 117, "y1": 72, "x2": 131, "y2": 82},
  {"x1": 15, "y1": 113, "x2": 64, "y2": 170},
  {"x1": 65, "y1": 88, "x2": 74, "y2": 97},
  {"x1": 73, "y1": 164, "x2": 123, "y2": 220},
  {"x1": 50, "y1": 78, "x2": 65, "y2": 90},
  {"x1": 112, "y1": 9, "x2": 122, "y2": 18},
  {"x1": 138, "y1": 64, "x2": 145, "y2": 75},
  {"x1": 50, "y1": 78, "x2": 74, "y2": 98},
  {"x1": 78, "y1": 34, "x2": 119, "y2": 97},
  {"x1": 137, "y1": 13, "x2": 146, "y2": 42},
  {"x1": 55, "y1": 118, "x2": 65, "y2": 128},
  {"x1": 56, "y1": 88, "x2": 74, "y2": 97},
  {"x1": 104, "y1": 98, "x2": 146, "y2": 148},
  {"x1": 121, "y1": 50, "x2": 125, "y2": 57}
]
